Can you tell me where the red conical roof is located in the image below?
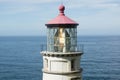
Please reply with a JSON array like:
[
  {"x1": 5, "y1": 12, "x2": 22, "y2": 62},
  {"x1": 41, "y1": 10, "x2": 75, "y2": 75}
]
[{"x1": 46, "y1": 5, "x2": 78, "y2": 25}]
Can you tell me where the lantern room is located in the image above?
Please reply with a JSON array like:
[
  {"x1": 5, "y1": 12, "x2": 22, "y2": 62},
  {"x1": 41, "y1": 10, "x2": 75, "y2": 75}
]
[{"x1": 45, "y1": 5, "x2": 79, "y2": 52}]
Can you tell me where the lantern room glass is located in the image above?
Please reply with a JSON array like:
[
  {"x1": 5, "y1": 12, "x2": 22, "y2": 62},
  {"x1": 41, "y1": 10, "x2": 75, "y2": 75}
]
[{"x1": 47, "y1": 27, "x2": 77, "y2": 52}]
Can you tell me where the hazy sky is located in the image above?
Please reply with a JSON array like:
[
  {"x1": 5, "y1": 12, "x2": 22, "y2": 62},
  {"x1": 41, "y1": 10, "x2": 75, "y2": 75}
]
[{"x1": 0, "y1": 0, "x2": 120, "y2": 36}]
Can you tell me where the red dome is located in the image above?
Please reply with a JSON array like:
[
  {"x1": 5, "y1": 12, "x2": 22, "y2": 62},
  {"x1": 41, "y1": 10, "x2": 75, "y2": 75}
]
[{"x1": 46, "y1": 5, "x2": 78, "y2": 25}]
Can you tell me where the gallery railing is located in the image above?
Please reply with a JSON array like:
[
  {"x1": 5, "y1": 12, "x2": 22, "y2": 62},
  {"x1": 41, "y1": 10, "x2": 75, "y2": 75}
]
[{"x1": 40, "y1": 44, "x2": 84, "y2": 53}]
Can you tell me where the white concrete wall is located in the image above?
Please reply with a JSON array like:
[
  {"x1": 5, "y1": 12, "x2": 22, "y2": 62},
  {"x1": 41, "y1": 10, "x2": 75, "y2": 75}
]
[
  {"x1": 43, "y1": 73, "x2": 82, "y2": 80},
  {"x1": 43, "y1": 73, "x2": 67, "y2": 80},
  {"x1": 43, "y1": 56, "x2": 81, "y2": 72},
  {"x1": 42, "y1": 52, "x2": 82, "y2": 80},
  {"x1": 51, "y1": 61, "x2": 67, "y2": 72}
]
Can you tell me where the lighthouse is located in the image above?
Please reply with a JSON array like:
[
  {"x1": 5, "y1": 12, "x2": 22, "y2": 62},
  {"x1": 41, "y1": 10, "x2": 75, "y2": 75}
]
[{"x1": 41, "y1": 5, "x2": 83, "y2": 80}]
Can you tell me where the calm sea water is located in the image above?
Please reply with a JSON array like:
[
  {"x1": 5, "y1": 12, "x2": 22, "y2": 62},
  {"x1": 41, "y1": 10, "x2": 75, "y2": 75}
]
[{"x1": 0, "y1": 36, "x2": 120, "y2": 80}]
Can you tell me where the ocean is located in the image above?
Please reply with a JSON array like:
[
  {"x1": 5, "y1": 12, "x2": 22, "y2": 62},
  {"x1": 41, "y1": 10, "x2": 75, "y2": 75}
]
[{"x1": 0, "y1": 36, "x2": 120, "y2": 80}]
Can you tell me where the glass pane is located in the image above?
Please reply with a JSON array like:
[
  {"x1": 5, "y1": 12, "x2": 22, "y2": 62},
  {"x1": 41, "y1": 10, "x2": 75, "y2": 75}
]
[{"x1": 47, "y1": 27, "x2": 77, "y2": 52}]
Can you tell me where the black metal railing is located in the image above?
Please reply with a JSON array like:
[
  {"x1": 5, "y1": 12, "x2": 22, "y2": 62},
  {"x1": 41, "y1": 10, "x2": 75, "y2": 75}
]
[
  {"x1": 77, "y1": 44, "x2": 84, "y2": 52},
  {"x1": 40, "y1": 44, "x2": 84, "y2": 53}
]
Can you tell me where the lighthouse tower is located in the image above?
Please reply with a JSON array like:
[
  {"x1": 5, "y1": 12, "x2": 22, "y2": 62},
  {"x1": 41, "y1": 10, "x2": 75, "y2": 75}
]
[{"x1": 41, "y1": 5, "x2": 83, "y2": 80}]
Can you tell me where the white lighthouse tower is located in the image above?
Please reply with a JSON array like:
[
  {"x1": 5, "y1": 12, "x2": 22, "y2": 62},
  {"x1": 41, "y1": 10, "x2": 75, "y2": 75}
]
[{"x1": 41, "y1": 5, "x2": 83, "y2": 80}]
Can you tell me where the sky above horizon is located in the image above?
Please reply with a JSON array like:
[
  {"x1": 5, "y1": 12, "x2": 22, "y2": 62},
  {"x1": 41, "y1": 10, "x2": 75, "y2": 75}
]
[{"x1": 0, "y1": 0, "x2": 120, "y2": 36}]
